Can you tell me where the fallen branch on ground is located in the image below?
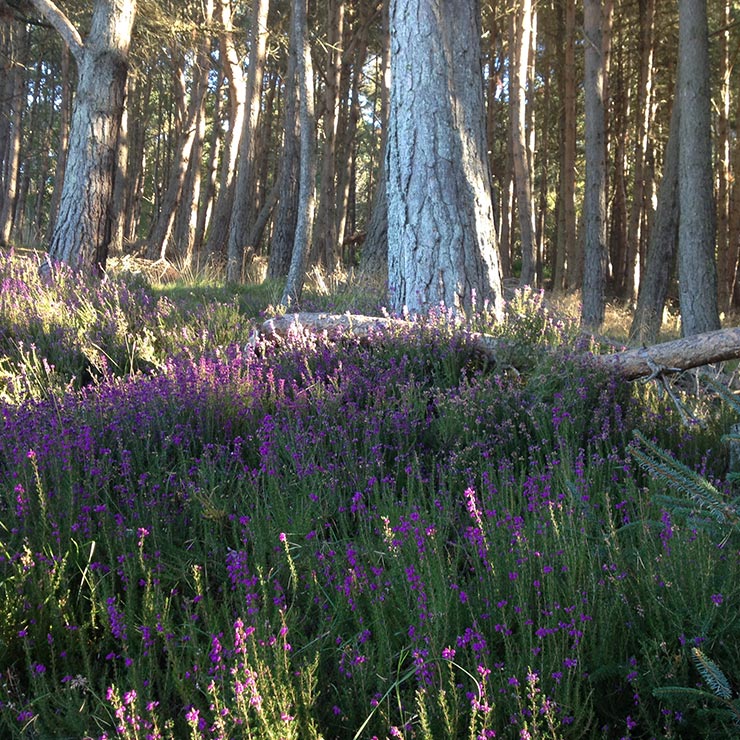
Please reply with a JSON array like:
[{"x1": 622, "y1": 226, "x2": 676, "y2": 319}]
[{"x1": 258, "y1": 312, "x2": 740, "y2": 381}]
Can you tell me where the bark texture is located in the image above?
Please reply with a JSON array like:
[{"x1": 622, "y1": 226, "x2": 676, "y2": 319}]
[
  {"x1": 281, "y1": 0, "x2": 316, "y2": 306},
  {"x1": 31, "y1": 0, "x2": 136, "y2": 274},
  {"x1": 581, "y1": 0, "x2": 607, "y2": 329},
  {"x1": 630, "y1": 97, "x2": 680, "y2": 344},
  {"x1": 677, "y1": 0, "x2": 720, "y2": 336},
  {"x1": 226, "y1": 0, "x2": 270, "y2": 282},
  {"x1": 386, "y1": 0, "x2": 504, "y2": 318}
]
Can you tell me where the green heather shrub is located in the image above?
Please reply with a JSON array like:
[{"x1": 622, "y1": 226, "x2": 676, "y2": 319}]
[{"x1": 0, "y1": 251, "x2": 738, "y2": 738}]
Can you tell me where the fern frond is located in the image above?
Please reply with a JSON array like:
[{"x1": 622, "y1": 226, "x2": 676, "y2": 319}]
[
  {"x1": 631, "y1": 431, "x2": 740, "y2": 527},
  {"x1": 653, "y1": 685, "x2": 724, "y2": 703},
  {"x1": 692, "y1": 648, "x2": 733, "y2": 700}
]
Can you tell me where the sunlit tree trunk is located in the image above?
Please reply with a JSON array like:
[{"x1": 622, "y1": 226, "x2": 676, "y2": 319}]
[
  {"x1": 387, "y1": 0, "x2": 504, "y2": 317},
  {"x1": 146, "y1": 49, "x2": 201, "y2": 261},
  {"x1": 281, "y1": 0, "x2": 316, "y2": 305},
  {"x1": 677, "y1": 0, "x2": 720, "y2": 335},
  {"x1": 30, "y1": 0, "x2": 136, "y2": 274},
  {"x1": 204, "y1": 0, "x2": 247, "y2": 265},
  {"x1": 226, "y1": 0, "x2": 270, "y2": 282},
  {"x1": 581, "y1": 0, "x2": 607, "y2": 329}
]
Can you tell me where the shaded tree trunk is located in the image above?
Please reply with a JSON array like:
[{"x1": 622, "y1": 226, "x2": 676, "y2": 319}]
[
  {"x1": 554, "y1": 0, "x2": 576, "y2": 292},
  {"x1": 509, "y1": 0, "x2": 537, "y2": 287},
  {"x1": 581, "y1": 0, "x2": 607, "y2": 329},
  {"x1": 30, "y1": 0, "x2": 136, "y2": 274},
  {"x1": 312, "y1": 0, "x2": 345, "y2": 271},
  {"x1": 386, "y1": 0, "x2": 504, "y2": 317},
  {"x1": 630, "y1": 96, "x2": 680, "y2": 344},
  {"x1": 358, "y1": 0, "x2": 390, "y2": 281},
  {"x1": 268, "y1": 19, "x2": 301, "y2": 279},
  {"x1": 0, "y1": 16, "x2": 26, "y2": 245},
  {"x1": 624, "y1": 0, "x2": 655, "y2": 303},
  {"x1": 146, "y1": 49, "x2": 201, "y2": 261},
  {"x1": 677, "y1": 0, "x2": 720, "y2": 336}
]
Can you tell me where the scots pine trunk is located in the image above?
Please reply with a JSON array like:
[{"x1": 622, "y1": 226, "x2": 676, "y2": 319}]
[
  {"x1": 268, "y1": 24, "x2": 301, "y2": 279},
  {"x1": 281, "y1": 0, "x2": 316, "y2": 306},
  {"x1": 554, "y1": 0, "x2": 576, "y2": 292},
  {"x1": 630, "y1": 96, "x2": 680, "y2": 343},
  {"x1": 312, "y1": 0, "x2": 344, "y2": 271},
  {"x1": 204, "y1": 0, "x2": 247, "y2": 264},
  {"x1": 509, "y1": 0, "x2": 537, "y2": 287},
  {"x1": 30, "y1": 0, "x2": 136, "y2": 275},
  {"x1": 359, "y1": 3, "x2": 390, "y2": 281},
  {"x1": 624, "y1": 0, "x2": 655, "y2": 303},
  {"x1": 387, "y1": 0, "x2": 504, "y2": 318},
  {"x1": 226, "y1": 0, "x2": 270, "y2": 282},
  {"x1": 581, "y1": 0, "x2": 607, "y2": 329},
  {"x1": 0, "y1": 16, "x2": 26, "y2": 246},
  {"x1": 677, "y1": 0, "x2": 720, "y2": 335}
]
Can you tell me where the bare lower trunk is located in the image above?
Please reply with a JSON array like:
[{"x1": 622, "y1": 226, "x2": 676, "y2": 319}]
[
  {"x1": 387, "y1": 0, "x2": 504, "y2": 317},
  {"x1": 31, "y1": 0, "x2": 137, "y2": 275}
]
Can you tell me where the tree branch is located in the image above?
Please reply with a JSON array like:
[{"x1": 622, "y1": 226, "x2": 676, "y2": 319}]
[
  {"x1": 258, "y1": 312, "x2": 740, "y2": 381},
  {"x1": 27, "y1": 0, "x2": 84, "y2": 61}
]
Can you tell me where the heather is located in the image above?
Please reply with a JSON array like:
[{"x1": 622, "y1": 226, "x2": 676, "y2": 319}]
[{"x1": 0, "y1": 253, "x2": 738, "y2": 739}]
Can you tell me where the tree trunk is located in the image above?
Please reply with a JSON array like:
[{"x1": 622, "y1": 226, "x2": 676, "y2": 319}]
[
  {"x1": 268, "y1": 17, "x2": 301, "y2": 280},
  {"x1": 630, "y1": 96, "x2": 680, "y2": 344},
  {"x1": 716, "y1": 0, "x2": 732, "y2": 314},
  {"x1": 624, "y1": 0, "x2": 655, "y2": 304},
  {"x1": 146, "y1": 51, "x2": 200, "y2": 261},
  {"x1": 0, "y1": 17, "x2": 26, "y2": 246},
  {"x1": 203, "y1": 0, "x2": 247, "y2": 264},
  {"x1": 509, "y1": 0, "x2": 537, "y2": 287},
  {"x1": 281, "y1": 0, "x2": 316, "y2": 306},
  {"x1": 386, "y1": 0, "x2": 504, "y2": 318},
  {"x1": 677, "y1": 0, "x2": 720, "y2": 336},
  {"x1": 312, "y1": 0, "x2": 345, "y2": 272},
  {"x1": 226, "y1": 0, "x2": 270, "y2": 282},
  {"x1": 358, "y1": 1, "x2": 390, "y2": 281},
  {"x1": 727, "y1": 85, "x2": 740, "y2": 310},
  {"x1": 30, "y1": 0, "x2": 136, "y2": 275},
  {"x1": 554, "y1": 0, "x2": 576, "y2": 293},
  {"x1": 581, "y1": 0, "x2": 607, "y2": 329}
]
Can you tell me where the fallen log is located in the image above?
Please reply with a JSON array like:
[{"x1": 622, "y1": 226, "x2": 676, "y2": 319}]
[{"x1": 258, "y1": 312, "x2": 740, "y2": 381}]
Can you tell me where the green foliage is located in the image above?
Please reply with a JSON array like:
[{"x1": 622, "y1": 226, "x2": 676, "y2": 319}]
[{"x1": 0, "y1": 254, "x2": 739, "y2": 738}]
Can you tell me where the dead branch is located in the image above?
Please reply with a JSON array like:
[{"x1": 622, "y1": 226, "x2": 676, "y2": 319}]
[{"x1": 258, "y1": 313, "x2": 740, "y2": 381}]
